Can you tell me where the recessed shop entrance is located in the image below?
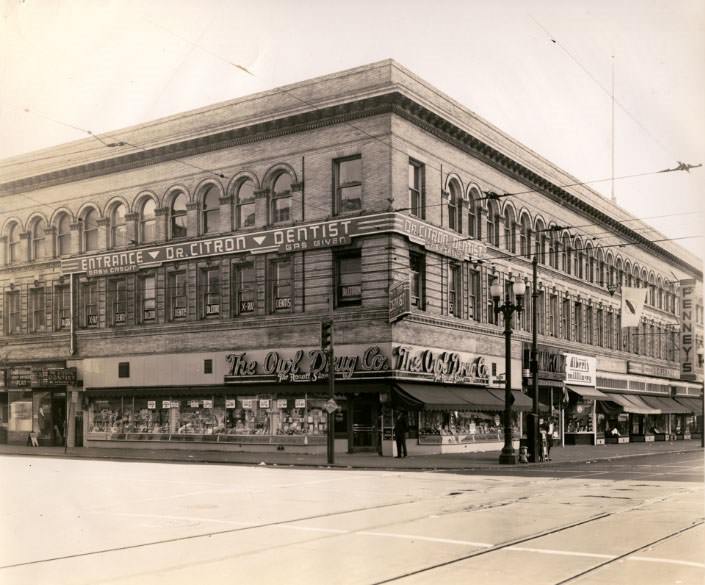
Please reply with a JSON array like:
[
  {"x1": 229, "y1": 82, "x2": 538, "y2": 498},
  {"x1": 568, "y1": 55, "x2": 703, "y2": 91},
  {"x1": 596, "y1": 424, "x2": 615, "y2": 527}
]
[{"x1": 348, "y1": 395, "x2": 378, "y2": 453}]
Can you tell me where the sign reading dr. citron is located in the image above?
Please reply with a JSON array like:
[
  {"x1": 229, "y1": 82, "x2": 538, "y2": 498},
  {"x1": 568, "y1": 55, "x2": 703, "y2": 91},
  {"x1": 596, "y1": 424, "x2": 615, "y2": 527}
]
[{"x1": 61, "y1": 213, "x2": 487, "y2": 275}]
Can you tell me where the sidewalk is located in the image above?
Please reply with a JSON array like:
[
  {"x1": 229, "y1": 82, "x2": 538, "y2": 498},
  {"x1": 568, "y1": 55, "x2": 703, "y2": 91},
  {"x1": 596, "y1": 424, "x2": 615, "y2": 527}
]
[{"x1": 0, "y1": 439, "x2": 701, "y2": 471}]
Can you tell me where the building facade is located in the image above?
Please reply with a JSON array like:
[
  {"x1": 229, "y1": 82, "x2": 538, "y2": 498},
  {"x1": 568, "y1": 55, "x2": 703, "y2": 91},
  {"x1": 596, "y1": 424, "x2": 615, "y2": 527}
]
[{"x1": 1, "y1": 60, "x2": 702, "y2": 454}]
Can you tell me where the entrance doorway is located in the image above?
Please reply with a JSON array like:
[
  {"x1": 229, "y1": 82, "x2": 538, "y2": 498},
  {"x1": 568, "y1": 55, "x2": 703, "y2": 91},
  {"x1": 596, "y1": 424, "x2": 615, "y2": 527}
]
[
  {"x1": 349, "y1": 396, "x2": 378, "y2": 452},
  {"x1": 51, "y1": 393, "x2": 67, "y2": 446}
]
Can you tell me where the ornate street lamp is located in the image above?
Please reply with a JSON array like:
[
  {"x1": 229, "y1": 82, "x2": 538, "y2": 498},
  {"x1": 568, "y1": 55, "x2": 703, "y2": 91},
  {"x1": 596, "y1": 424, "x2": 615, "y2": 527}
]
[{"x1": 491, "y1": 276, "x2": 526, "y2": 464}]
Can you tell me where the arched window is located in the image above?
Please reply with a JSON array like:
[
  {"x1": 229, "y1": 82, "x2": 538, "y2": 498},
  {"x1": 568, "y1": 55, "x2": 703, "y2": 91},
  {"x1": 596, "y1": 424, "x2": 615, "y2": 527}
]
[
  {"x1": 447, "y1": 180, "x2": 461, "y2": 233},
  {"x1": 561, "y1": 233, "x2": 572, "y2": 274},
  {"x1": 503, "y1": 207, "x2": 516, "y2": 252},
  {"x1": 574, "y1": 239, "x2": 584, "y2": 279},
  {"x1": 235, "y1": 179, "x2": 256, "y2": 229},
  {"x1": 201, "y1": 185, "x2": 220, "y2": 235},
  {"x1": 271, "y1": 173, "x2": 292, "y2": 223},
  {"x1": 82, "y1": 208, "x2": 98, "y2": 252},
  {"x1": 519, "y1": 214, "x2": 532, "y2": 258},
  {"x1": 616, "y1": 257, "x2": 624, "y2": 289},
  {"x1": 7, "y1": 222, "x2": 21, "y2": 265},
  {"x1": 110, "y1": 203, "x2": 127, "y2": 248},
  {"x1": 586, "y1": 244, "x2": 594, "y2": 283},
  {"x1": 596, "y1": 248, "x2": 605, "y2": 285},
  {"x1": 486, "y1": 201, "x2": 500, "y2": 246},
  {"x1": 625, "y1": 261, "x2": 632, "y2": 287},
  {"x1": 549, "y1": 229, "x2": 559, "y2": 269},
  {"x1": 170, "y1": 191, "x2": 188, "y2": 239},
  {"x1": 29, "y1": 218, "x2": 47, "y2": 260},
  {"x1": 657, "y1": 277, "x2": 663, "y2": 309},
  {"x1": 468, "y1": 188, "x2": 481, "y2": 239},
  {"x1": 140, "y1": 199, "x2": 157, "y2": 243},
  {"x1": 534, "y1": 219, "x2": 546, "y2": 264},
  {"x1": 56, "y1": 214, "x2": 71, "y2": 256},
  {"x1": 607, "y1": 253, "x2": 615, "y2": 286}
]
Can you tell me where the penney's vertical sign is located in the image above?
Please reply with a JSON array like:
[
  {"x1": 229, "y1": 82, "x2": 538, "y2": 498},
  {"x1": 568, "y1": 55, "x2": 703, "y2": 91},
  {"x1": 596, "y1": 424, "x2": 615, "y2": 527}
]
[{"x1": 680, "y1": 279, "x2": 703, "y2": 380}]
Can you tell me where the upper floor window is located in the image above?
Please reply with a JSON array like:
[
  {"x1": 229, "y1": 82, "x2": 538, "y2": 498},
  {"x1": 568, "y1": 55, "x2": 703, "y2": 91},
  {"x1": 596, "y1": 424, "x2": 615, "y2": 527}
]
[
  {"x1": 269, "y1": 257, "x2": 293, "y2": 313},
  {"x1": 535, "y1": 221, "x2": 547, "y2": 265},
  {"x1": 335, "y1": 156, "x2": 362, "y2": 214},
  {"x1": 503, "y1": 208, "x2": 516, "y2": 253},
  {"x1": 232, "y1": 263, "x2": 256, "y2": 315},
  {"x1": 29, "y1": 218, "x2": 47, "y2": 261},
  {"x1": 574, "y1": 302, "x2": 582, "y2": 342},
  {"x1": 56, "y1": 214, "x2": 71, "y2": 256},
  {"x1": 448, "y1": 264, "x2": 461, "y2": 317},
  {"x1": 574, "y1": 243, "x2": 584, "y2": 279},
  {"x1": 170, "y1": 192, "x2": 188, "y2": 239},
  {"x1": 81, "y1": 280, "x2": 99, "y2": 328},
  {"x1": 561, "y1": 298, "x2": 571, "y2": 340},
  {"x1": 7, "y1": 223, "x2": 21, "y2": 265},
  {"x1": 55, "y1": 285, "x2": 71, "y2": 330},
  {"x1": 536, "y1": 290, "x2": 545, "y2": 335},
  {"x1": 201, "y1": 185, "x2": 220, "y2": 235},
  {"x1": 586, "y1": 305, "x2": 593, "y2": 345},
  {"x1": 409, "y1": 251, "x2": 425, "y2": 309},
  {"x1": 447, "y1": 181, "x2": 461, "y2": 233},
  {"x1": 468, "y1": 268, "x2": 481, "y2": 321},
  {"x1": 335, "y1": 251, "x2": 362, "y2": 307},
  {"x1": 487, "y1": 202, "x2": 500, "y2": 247},
  {"x1": 235, "y1": 180, "x2": 256, "y2": 229},
  {"x1": 140, "y1": 199, "x2": 157, "y2": 244},
  {"x1": 5, "y1": 290, "x2": 21, "y2": 335},
  {"x1": 561, "y1": 234, "x2": 571, "y2": 274},
  {"x1": 168, "y1": 271, "x2": 188, "y2": 320},
  {"x1": 408, "y1": 159, "x2": 424, "y2": 218},
  {"x1": 271, "y1": 173, "x2": 292, "y2": 224},
  {"x1": 29, "y1": 287, "x2": 46, "y2": 333},
  {"x1": 140, "y1": 275, "x2": 156, "y2": 323},
  {"x1": 82, "y1": 209, "x2": 99, "y2": 252},
  {"x1": 596, "y1": 308, "x2": 604, "y2": 347},
  {"x1": 468, "y1": 188, "x2": 481, "y2": 239},
  {"x1": 108, "y1": 278, "x2": 127, "y2": 326},
  {"x1": 200, "y1": 268, "x2": 221, "y2": 318},
  {"x1": 110, "y1": 203, "x2": 127, "y2": 248},
  {"x1": 519, "y1": 215, "x2": 532, "y2": 258}
]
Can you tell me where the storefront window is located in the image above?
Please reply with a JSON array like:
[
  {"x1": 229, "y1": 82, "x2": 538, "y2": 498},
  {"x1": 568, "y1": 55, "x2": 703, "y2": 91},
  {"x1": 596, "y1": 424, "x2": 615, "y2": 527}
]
[
  {"x1": 418, "y1": 410, "x2": 516, "y2": 444},
  {"x1": 565, "y1": 398, "x2": 594, "y2": 433},
  {"x1": 8, "y1": 391, "x2": 32, "y2": 433}
]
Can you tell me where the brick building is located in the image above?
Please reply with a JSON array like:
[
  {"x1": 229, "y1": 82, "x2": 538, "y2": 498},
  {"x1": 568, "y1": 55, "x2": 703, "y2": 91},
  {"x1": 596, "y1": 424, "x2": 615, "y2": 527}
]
[{"x1": 0, "y1": 60, "x2": 702, "y2": 455}]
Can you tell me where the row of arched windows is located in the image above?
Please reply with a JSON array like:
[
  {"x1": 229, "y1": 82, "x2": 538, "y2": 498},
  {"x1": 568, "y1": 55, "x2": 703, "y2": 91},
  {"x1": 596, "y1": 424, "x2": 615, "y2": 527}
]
[
  {"x1": 2, "y1": 166, "x2": 297, "y2": 264},
  {"x1": 442, "y1": 175, "x2": 677, "y2": 313}
]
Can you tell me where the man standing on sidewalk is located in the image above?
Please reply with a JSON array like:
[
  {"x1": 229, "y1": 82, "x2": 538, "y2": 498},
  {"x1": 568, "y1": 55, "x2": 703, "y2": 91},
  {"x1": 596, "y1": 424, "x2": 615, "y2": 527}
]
[{"x1": 394, "y1": 412, "x2": 408, "y2": 458}]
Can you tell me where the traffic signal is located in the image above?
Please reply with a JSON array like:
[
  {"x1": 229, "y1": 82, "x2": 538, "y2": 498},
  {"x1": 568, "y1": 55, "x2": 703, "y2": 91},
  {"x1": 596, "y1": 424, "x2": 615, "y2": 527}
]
[{"x1": 321, "y1": 319, "x2": 333, "y2": 353}]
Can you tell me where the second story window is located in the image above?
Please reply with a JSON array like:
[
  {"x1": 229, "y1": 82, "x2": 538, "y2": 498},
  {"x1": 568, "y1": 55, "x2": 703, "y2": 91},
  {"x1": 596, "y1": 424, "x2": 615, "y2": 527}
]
[
  {"x1": 168, "y1": 271, "x2": 188, "y2": 320},
  {"x1": 5, "y1": 290, "x2": 21, "y2": 334},
  {"x1": 270, "y1": 258, "x2": 292, "y2": 313},
  {"x1": 200, "y1": 268, "x2": 221, "y2": 318},
  {"x1": 408, "y1": 159, "x2": 424, "y2": 218},
  {"x1": 409, "y1": 251, "x2": 425, "y2": 309},
  {"x1": 29, "y1": 287, "x2": 46, "y2": 333},
  {"x1": 448, "y1": 264, "x2": 461, "y2": 317},
  {"x1": 536, "y1": 290, "x2": 545, "y2": 335},
  {"x1": 487, "y1": 202, "x2": 500, "y2": 247},
  {"x1": 108, "y1": 278, "x2": 127, "y2": 326},
  {"x1": 140, "y1": 199, "x2": 157, "y2": 244},
  {"x1": 30, "y1": 218, "x2": 47, "y2": 261},
  {"x1": 202, "y1": 185, "x2": 220, "y2": 235},
  {"x1": 271, "y1": 173, "x2": 292, "y2": 224},
  {"x1": 55, "y1": 285, "x2": 71, "y2": 330},
  {"x1": 235, "y1": 180, "x2": 256, "y2": 229},
  {"x1": 574, "y1": 302, "x2": 582, "y2": 342},
  {"x1": 82, "y1": 209, "x2": 98, "y2": 252},
  {"x1": 335, "y1": 251, "x2": 362, "y2": 307},
  {"x1": 82, "y1": 281, "x2": 99, "y2": 328},
  {"x1": 334, "y1": 156, "x2": 362, "y2": 214},
  {"x1": 141, "y1": 275, "x2": 156, "y2": 323},
  {"x1": 110, "y1": 203, "x2": 127, "y2": 248},
  {"x1": 561, "y1": 298, "x2": 571, "y2": 340},
  {"x1": 504, "y1": 208, "x2": 516, "y2": 253},
  {"x1": 7, "y1": 223, "x2": 20, "y2": 265},
  {"x1": 233, "y1": 263, "x2": 256, "y2": 315},
  {"x1": 170, "y1": 192, "x2": 188, "y2": 239},
  {"x1": 447, "y1": 181, "x2": 461, "y2": 233},
  {"x1": 596, "y1": 308, "x2": 604, "y2": 347},
  {"x1": 586, "y1": 305, "x2": 593, "y2": 345},
  {"x1": 468, "y1": 188, "x2": 481, "y2": 239},
  {"x1": 57, "y1": 214, "x2": 71, "y2": 257},
  {"x1": 549, "y1": 293, "x2": 559, "y2": 337},
  {"x1": 468, "y1": 268, "x2": 481, "y2": 321}
]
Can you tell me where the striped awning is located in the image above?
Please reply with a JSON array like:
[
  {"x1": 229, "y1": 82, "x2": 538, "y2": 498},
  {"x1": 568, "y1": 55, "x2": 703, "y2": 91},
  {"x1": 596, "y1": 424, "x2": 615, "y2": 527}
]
[
  {"x1": 601, "y1": 393, "x2": 660, "y2": 415},
  {"x1": 641, "y1": 396, "x2": 691, "y2": 414}
]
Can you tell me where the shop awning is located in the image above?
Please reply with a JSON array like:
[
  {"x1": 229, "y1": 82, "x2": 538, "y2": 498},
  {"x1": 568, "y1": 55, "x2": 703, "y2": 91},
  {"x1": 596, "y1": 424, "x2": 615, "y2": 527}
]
[
  {"x1": 597, "y1": 400, "x2": 622, "y2": 416},
  {"x1": 674, "y1": 397, "x2": 704, "y2": 415},
  {"x1": 487, "y1": 389, "x2": 534, "y2": 412},
  {"x1": 601, "y1": 393, "x2": 660, "y2": 415},
  {"x1": 641, "y1": 396, "x2": 692, "y2": 414},
  {"x1": 394, "y1": 383, "x2": 505, "y2": 411},
  {"x1": 566, "y1": 385, "x2": 608, "y2": 399}
]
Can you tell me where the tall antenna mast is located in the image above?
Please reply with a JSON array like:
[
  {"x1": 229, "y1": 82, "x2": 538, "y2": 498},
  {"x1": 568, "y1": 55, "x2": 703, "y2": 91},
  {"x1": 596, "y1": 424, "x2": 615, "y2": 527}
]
[{"x1": 611, "y1": 53, "x2": 616, "y2": 203}]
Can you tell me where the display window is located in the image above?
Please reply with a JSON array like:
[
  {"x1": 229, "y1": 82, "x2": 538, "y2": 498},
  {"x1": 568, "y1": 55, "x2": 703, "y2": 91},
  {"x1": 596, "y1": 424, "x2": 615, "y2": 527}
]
[
  {"x1": 8, "y1": 391, "x2": 32, "y2": 433},
  {"x1": 418, "y1": 410, "x2": 517, "y2": 444},
  {"x1": 646, "y1": 414, "x2": 668, "y2": 435},
  {"x1": 565, "y1": 399, "x2": 594, "y2": 433}
]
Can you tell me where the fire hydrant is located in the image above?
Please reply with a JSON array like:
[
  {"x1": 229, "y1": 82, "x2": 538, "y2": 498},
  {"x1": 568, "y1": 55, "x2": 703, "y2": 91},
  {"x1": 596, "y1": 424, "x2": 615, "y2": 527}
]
[{"x1": 518, "y1": 445, "x2": 529, "y2": 463}]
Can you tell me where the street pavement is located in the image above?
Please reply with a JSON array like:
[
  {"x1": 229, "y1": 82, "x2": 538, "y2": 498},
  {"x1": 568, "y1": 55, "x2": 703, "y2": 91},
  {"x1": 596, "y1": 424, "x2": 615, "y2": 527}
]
[{"x1": 0, "y1": 450, "x2": 702, "y2": 585}]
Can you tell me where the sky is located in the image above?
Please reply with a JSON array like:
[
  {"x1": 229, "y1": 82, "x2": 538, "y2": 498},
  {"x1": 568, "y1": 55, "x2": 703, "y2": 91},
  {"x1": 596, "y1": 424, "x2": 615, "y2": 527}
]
[{"x1": 1, "y1": 0, "x2": 703, "y2": 258}]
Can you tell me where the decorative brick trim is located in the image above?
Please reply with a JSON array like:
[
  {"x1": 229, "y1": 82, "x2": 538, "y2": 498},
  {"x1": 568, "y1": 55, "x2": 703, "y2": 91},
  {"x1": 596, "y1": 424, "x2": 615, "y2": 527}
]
[
  {"x1": 125, "y1": 212, "x2": 139, "y2": 221},
  {"x1": 218, "y1": 195, "x2": 233, "y2": 205},
  {"x1": 186, "y1": 202, "x2": 199, "y2": 211},
  {"x1": 254, "y1": 188, "x2": 270, "y2": 199},
  {"x1": 291, "y1": 181, "x2": 304, "y2": 193},
  {"x1": 97, "y1": 218, "x2": 110, "y2": 227},
  {"x1": 19, "y1": 231, "x2": 31, "y2": 240},
  {"x1": 70, "y1": 222, "x2": 82, "y2": 231},
  {"x1": 154, "y1": 207, "x2": 169, "y2": 217}
]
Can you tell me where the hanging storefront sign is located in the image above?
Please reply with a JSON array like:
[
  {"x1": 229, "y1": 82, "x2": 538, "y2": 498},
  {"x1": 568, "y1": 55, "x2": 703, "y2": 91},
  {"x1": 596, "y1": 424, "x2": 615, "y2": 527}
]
[
  {"x1": 522, "y1": 344, "x2": 566, "y2": 383},
  {"x1": 61, "y1": 213, "x2": 487, "y2": 276},
  {"x1": 5, "y1": 366, "x2": 76, "y2": 388},
  {"x1": 679, "y1": 278, "x2": 703, "y2": 381},
  {"x1": 393, "y1": 345, "x2": 490, "y2": 385},
  {"x1": 389, "y1": 281, "x2": 411, "y2": 323},
  {"x1": 564, "y1": 353, "x2": 597, "y2": 386},
  {"x1": 225, "y1": 345, "x2": 390, "y2": 384}
]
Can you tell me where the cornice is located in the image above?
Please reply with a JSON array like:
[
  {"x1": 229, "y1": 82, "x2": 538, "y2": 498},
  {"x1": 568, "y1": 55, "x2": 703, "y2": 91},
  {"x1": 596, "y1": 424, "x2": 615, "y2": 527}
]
[{"x1": 2, "y1": 91, "x2": 700, "y2": 277}]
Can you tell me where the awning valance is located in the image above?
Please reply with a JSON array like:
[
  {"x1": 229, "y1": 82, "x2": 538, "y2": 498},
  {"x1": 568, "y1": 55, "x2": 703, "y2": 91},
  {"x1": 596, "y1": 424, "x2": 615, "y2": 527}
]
[
  {"x1": 487, "y1": 389, "x2": 533, "y2": 412},
  {"x1": 641, "y1": 396, "x2": 691, "y2": 414},
  {"x1": 566, "y1": 385, "x2": 608, "y2": 399},
  {"x1": 674, "y1": 397, "x2": 704, "y2": 415},
  {"x1": 394, "y1": 383, "x2": 505, "y2": 411},
  {"x1": 601, "y1": 393, "x2": 660, "y2": 415}
]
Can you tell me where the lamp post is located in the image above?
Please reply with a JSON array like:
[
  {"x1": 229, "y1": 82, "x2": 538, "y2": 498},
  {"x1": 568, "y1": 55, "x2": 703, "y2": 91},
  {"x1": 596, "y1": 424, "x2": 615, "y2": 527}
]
[
  {"x1": 491, "y1": 276, "x2": 526, "y2": 465},
  {"x1": 530, "y1": 255, "x2": 540, "y2": 462}
]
